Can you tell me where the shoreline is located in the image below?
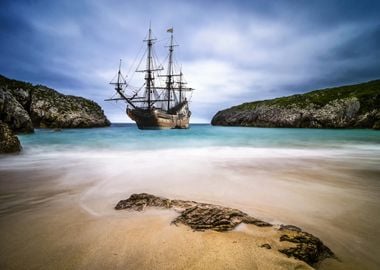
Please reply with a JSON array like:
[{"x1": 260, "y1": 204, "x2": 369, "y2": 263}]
[{"x1": 0, "y1": 145, "x2": 379, "y2": 269}]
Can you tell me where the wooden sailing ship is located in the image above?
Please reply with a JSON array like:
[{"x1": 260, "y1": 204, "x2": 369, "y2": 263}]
[{"x1": 106, "y1": 26, "x2": 194, "y2": 130}]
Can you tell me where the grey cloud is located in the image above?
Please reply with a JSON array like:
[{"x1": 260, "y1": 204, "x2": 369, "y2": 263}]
[{"x1": 0, "y1": 0, "x2": 379, "y2": 123}]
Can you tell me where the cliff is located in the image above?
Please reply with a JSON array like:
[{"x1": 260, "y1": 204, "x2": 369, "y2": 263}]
[
  {"x1": 0, "y1": 75, "x2": 110, "y2": 133},
  {"x1": 211, "y1": 80, "x2": 380, "y2": 129}
]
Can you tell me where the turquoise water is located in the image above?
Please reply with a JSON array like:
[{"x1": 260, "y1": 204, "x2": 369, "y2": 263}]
[{"x1": 17, "y1": 124, "x2": 380, "y2": 152}]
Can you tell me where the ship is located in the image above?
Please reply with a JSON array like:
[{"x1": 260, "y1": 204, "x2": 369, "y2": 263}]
[{"x1": 106, "y1": 26, "x2": 194, "y2": 130}]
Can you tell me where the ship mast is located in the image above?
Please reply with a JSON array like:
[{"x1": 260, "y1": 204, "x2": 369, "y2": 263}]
[
  {"x1": 166, "y1": 31, "x2": 174, "y2": 110},
  {"x1": 110, "y1": 59, "x2": 125, "y2": 92},
  {"x1": 107, "y1": 60, "x2": 137, "y2": 109},
  {"x1": 145, "y1": 26, "x2": 154, "y2": 109},
  {"x1": 135, "y1": 25, "x2": 165, "y2": 109},
  {"x1": 116, "y1": 59, "x2": 123, "y2": 91},
  {"x1": 107, "y1": 26, "x2": 193, "y2": 113},
  {"x1": 179, "y1": 69, "x2": 183, "y2": 103}
]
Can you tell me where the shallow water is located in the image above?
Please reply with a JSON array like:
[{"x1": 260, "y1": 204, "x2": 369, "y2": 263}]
[
  {"x1": 16, "y1": 123, "x2": 380, "y2": 151},
  {"x1": 0, "y1": 124, "x2": 379, "y2": 269}
]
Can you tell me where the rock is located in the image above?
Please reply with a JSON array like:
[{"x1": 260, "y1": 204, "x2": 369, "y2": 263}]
[
  {"x1": 115, "y1": 193, "x2": 272, "y2": 231},
  {"x1": 8, "y1": 85, "x2": 32, "y2": 109},
  {"x1": 279, "y1": 224, "x2": 302, "y2": 232},
  {"x1": 0, "y1": 88, "x2": 34, "y2": 133},
  {"x1": 115, "y1": 193, "x2": 336, "y2": 267},
  {"x1": 0, "y1": 74, "x2": 111, "y2": 131},
  {"x1": 29, "y1": 86, "x2": 110, "y2": 128},
  {"x1": 211, "y1": 79, "x2": 380, "y2": 129},
  {"x1": 115, "y1": 193, "x2": 172, "y2": 211},
  {"x1": 261, "y1": 243, "x2": 272, "y2": 249},
  {"x1": 0, "y1": 122, "x2": 21, "y2": 153},
  {"x1": 172, "y1": 204, "x2": 271, "y2": 232},
  {"x1": 279, "y1": 229, "x2": 336, "y2": 267}
]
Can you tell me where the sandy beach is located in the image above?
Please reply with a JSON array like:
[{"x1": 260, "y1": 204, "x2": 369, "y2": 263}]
[
  {"x1": 1, "y1": 0, "x2": 379, "y2": 268},
  {"x1": 1, "y1": 145, "x2": 379, "y2": 270}
]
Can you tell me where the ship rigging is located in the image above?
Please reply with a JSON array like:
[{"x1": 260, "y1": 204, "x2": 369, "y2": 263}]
[{"x1": 106, "y1": 26, "x2": 194, "y2": 129}]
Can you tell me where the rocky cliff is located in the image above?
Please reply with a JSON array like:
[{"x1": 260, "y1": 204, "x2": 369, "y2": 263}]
[
  {"x1": 0, "y1": 75, "x2": 110, "y2": 132},
  {"x1": 211, "y1": 80, "x2": 380, "y2": 129}
]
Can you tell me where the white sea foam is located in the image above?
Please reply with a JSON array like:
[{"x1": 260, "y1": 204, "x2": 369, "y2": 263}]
[{"x1": 3, "y1": 145, "x2": 378, "y2": 216}]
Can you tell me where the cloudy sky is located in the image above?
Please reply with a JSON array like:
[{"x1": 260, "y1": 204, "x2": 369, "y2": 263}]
[{"x1": 1, "y1": 0, "x2": 379, "y2": 123}]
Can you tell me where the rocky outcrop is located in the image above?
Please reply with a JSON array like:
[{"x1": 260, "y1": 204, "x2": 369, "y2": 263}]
[
  {"x1": 212, "y1": 80, "x2": 380, "y2": 129},
  {"x1": 115, "y1": 193, "x2": 272, "y2": 231},
  {"x1": 278, "y1": 225, "x2": 335, "y2": 267},
  {"x1": 115, "y1": 193, "x2": 336, "y2": 267},
  {"x1": 0, "y1": 74, "x2": 110, "y2": 132},
  {"x1": 0, "y1": 122, "x2": 22, "y2": 153},
  {"x1": 0, "y1": 88, "x2": 34, "y2": 133},
  {"x1": 29, "y1": 86, "x2": 110, "y2": 128}
]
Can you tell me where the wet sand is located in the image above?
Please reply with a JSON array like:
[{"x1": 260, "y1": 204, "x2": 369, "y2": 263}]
[
  {"x1": 0, "y1": 147, "x2": 379, "y2": 269},
  {"x1": 0, "y1": 171, "x2": 312, "y2": 270}
]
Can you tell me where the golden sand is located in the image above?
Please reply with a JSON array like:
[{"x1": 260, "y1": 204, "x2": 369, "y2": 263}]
[{"x1": 1, "y1": 147, "x2": 379, "y2": 269}]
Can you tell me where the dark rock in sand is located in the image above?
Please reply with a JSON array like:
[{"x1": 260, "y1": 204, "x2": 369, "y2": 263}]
[
  {"x1": 115, "y1": 193, "x2": 272, "y2": 232},
  {"x1": 279, "y1": 228, "x2": 336, "y2": 266},
  {"x1": 261, "y1": 243, "x2": 272, "y2": 249},
  {"x1": 279, "y1": 224, "x2": 302, "y2": 232},
  {"x1": 115, "y1": 193, "x2": 336, "y2": 267},
  {"x1": 0, "y1": 122, "x2": 21, "y2": 153},
  {"x1": 172, "y1": 204, "x2": 272, "y2": 231},
  {"x1": 115, "y1": 193, "x2": 173, "y2": 211}
]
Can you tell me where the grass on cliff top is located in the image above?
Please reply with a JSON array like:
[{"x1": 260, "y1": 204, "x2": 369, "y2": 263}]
[
  {"x1": 0, "y1": 74, "x2": 33, "y2": 90},
  {"x1": 232, "y1": 79, "x2": 380, "y2": 112},
  {"x1": 0, "y1": 74, "x2": 100, "y2": 110}
]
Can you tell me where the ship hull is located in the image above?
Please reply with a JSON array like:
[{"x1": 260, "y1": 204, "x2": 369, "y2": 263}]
[{"x1": 127, "y1": 107, "x2": 190, "y2": 130}]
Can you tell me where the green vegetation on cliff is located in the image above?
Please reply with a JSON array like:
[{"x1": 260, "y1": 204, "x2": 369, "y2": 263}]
[
  {"x1": 0, "y1": 75, "x2": 34, "y2": 91},
  {"x1": 212, "y1": 79, "x2": 380, "y2": 129},
  {"x1": 0, "y1": 74, "x2": 110, "y2": 132},
  {"x1": 234, "y1": 80, "x2": 380, "y2": 113}
]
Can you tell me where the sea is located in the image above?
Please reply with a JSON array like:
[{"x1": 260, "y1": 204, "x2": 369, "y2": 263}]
[
  {"x1": 1, "y1": 124, "x2": 379, "y2": 270},
  {"x1": 13, "y1": 123, "x2": 380, "y2": 152}
]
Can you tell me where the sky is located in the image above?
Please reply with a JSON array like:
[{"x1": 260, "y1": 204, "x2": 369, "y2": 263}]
[{"x1": 1, "y1": 0, "x2": 379, "y2": 123}]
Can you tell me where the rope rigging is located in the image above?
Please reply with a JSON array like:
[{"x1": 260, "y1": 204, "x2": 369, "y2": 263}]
[{"x1": 106, "y1": 26, "x2": 194, "y2": 112}]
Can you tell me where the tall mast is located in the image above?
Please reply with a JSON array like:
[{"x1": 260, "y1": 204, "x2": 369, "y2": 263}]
[
  {"x1": 146, "y1": 26, "x2": 154, "y2": 109},
  {"x1": 116, "y1": 59, "x2": 122, "y2": 91},
  {"x1": 107, "y1": 60, "x2": 137, "y2": 109},
  {"x1": 137, "y1": 25, "x2": 163, "y2": 109},
  {"x1": 167, "y1": 31, "x2": 174, "y2": 111},
  {"x1": 179, "y1": 68, "x2": 183, "y2": 103}
]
